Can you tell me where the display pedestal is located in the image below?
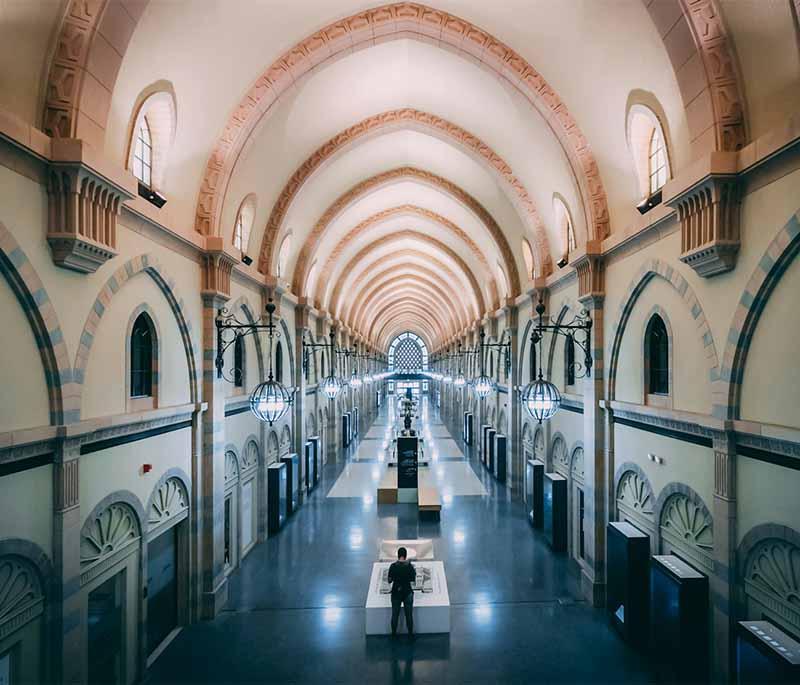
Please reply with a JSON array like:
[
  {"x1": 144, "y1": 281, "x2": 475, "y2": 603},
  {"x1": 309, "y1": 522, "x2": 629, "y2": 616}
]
[
  {"x1": 397, "y1": 436, "x2": 418, "y2": 503},
  {"x1": 526, "y1": 459, "x2": 544, "y2": 528},
  {"x1": 737, "y1": 621, "x2": 800, "y2": 683},
  {"x1": 494, "y1": 434, "x2": 507, "y2": 482},
  {"x1": 267, "y1": 463, "x2": 287, "y2": 535},
  {"x1": 280, "y1": 453, "x2": 300, "y2": 515},
  {"x1": 379, "y1": 539, "x2": 434, "y2": 561},
  {"x1": 544, "y1": 472, "x2": 567, "y2": 552},
  {"x1": 607, "y1": 521, "x2": 650, "y2": 647},
  {"x1": 365, "y1": 561, "x2": 450, "y2": 635}
]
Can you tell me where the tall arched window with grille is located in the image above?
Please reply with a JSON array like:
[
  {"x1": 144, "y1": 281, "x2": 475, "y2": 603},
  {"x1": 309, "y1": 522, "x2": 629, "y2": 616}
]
[
  {"x1": 133, "y1": 118, "x2": 153, "y2": 187},
  {"x1": 649, "y1": 129, "x2": 667, "y2": 195},
  {"x1": 275, "y1": 340, "x2": 283, "y2": 383},
  {"x1": 130, "y1": 312, "x2": 155, "y2": 397},
  {"x1": 645, "y1": 314, "x2": 670, "y2": 396},
  {"x1": 388, "y1": 333, "x2": 428, "y2": 372}
]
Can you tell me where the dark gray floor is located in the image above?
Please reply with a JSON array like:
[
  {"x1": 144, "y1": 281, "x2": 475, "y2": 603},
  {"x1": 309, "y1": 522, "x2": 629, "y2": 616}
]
[{"x1": 148, "y1": 405, "x2": 655, "y2": 684}]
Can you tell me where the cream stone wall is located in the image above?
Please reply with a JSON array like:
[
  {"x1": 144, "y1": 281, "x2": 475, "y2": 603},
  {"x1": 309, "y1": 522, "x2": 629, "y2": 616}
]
[
  {"x1": 613, "y1": 424, "x2": 714, "y2": 508},
  {"x1": 737, "y1": 457, "x2": 800, "y2": 546},
  {"x1": 79, "y1": 426, "x2": 192, "y2": 520},
  {"x1": 0, "y1": 277, "x2": 50, "y2": 432},
  {"x1": 81, "y1": 272, "x2": 191, "y2": 418},
  {"x1": 0, "y1": 465, "x2": 52, "y2": 554}
]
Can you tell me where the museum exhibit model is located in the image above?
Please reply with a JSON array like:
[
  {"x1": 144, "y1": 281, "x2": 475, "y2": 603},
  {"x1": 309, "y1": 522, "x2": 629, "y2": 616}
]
[{"x1": 365, "y1": 540, "x2": 450, "y2": 635}]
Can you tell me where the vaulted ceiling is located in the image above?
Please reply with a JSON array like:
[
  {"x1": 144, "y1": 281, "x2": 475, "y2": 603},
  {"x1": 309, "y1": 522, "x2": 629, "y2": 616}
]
[{"x1": 3, "y1": 0, "x2": 799, "y2": 351}]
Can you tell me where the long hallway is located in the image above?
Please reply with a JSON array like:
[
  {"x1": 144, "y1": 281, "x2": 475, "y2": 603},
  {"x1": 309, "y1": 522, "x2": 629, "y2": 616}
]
[{"x1": 148, "y1": 398, "x2": 653, "y2": 684}]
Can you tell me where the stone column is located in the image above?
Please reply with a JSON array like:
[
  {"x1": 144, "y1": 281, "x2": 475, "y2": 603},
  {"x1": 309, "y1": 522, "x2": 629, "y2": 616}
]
[
  {"x1": 575, "y1": 248, "x2": 606, "y2": 607},
  {"x1": 505, "y1": 302, "x2": 522, "y2": 494},
  {"x1": 199, "y1": 238, "x2": 236, "y2": 618},
  {"x1": 293, "y1": 301, "x2": 310, "y2": 492},
  {"x1": 51, "y1": 440, "x2": 83, "y2": 684},
  {"x1": 711, "y1": 430, "x2": 738, "y2": 683}
]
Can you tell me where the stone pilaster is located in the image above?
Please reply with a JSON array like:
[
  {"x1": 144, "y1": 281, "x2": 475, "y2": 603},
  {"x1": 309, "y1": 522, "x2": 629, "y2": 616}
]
[
  {"x1": 505, "y1": 303, "x2": 522, "y2": 494},
  {"x1": 575, "y1": 247, "x2": 606, "y2": 607},
  {"x1": 711, "y1": 430, "x2": 738, "y2": 683},
  {"x1": 294, "y1": 302, "x2": 310, "y2": 488},
  {"x1": 199, "y1": 238, "x2": 236, "y2": 618},
  {"x1": 51, "y1": 440, "x2": 82, "y2": 685}
]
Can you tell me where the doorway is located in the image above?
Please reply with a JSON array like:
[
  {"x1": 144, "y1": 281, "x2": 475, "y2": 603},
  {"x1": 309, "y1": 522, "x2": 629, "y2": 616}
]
[
  {"x1": 147, "y1": 528, "x2": 177, "y2": 656},
  {"x1": 88, "y1": 572, "x2": 125, "y2": 685}
]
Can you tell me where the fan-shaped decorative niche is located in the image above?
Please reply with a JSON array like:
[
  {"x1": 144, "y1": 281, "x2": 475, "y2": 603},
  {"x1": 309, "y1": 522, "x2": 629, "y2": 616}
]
[
  {"x1": 241, "y1": 440, "x2": 259, "y2": 472},
  {"x1": 616, "y1": 469, "x2": 655, "y2": 535},
  {"x1": 267, "y1": 431, "x2": 279, "y2": 464},
  {"x1": 744, "y1": 538, "x2": 800, "y2": 636},
  {"x1": 148, "y1": 477, "x2": 189, "y2": 534},
  {"x1": 279, "y1": 426, "x2": 292, "y2": 458},
  {"x1": 80, "y1": 502, "x2": 141, "y2": 585},
  {"x1": 534, "y1": 427, "x2": 545, "y2": 461},
  {"x1": 552, "y1": 436, "x2": 569, "y2": 476},
  {"x1": 0, "y1": 556, "x2": 45, "y2": 639},
  {"x1": 570, "y1": 447, "x2": 585, "y2": 485},
  {"x1": 224, "y1": 451, "x2": 239, "y2": 487},
  {"x1": 659, "y1": 492, "x2": 713, "y2": 572}
]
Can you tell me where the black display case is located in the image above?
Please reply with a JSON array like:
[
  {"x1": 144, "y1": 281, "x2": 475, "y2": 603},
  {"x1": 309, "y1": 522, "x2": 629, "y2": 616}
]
[
  {"x1": 267, "y1": 462, "x2": 287, "y2": 535},
  {"x1": 481, "y1": 424, "x2": 491, "y2": 465},
  {"x1": 543, "y1": 472, "x2": 567, "y2": 552},
  {"x1": 341, "y1": 413, "x2": 351, "y2": 448},
  {"x1": 303, "y1": 440, "x2": 314, "y2": 494},
  {"x1": 737, "y1": 620, "x2": 800, "y2": 683},
  {"x1": 463, "y1": 412, "x2": 469, "y2": 442},
  {"x1": 487, "y1": 429, "x2": 497, "y2": 472},
  {"x1": 309, "y1": 435, "x2": 321, "y2": 489},
  {"x1": 494, "y1": 434, "x2": 507, "y2": 482},
  {"x1": 607, "y1": 521, "x2": 650, "y2": 647},
  {"x1": 526, "y1": 459, "x2": 545, "y2": 528},
  {"x1": 396, "y1": 436, "x2": 418, "y2": 489},
  {"x1": 466, "y1": 413, "x2": 474, "y2": 445},
  {"x1": 280, "y1": 453, "x2": 300, "y2": 516},
  {"x1": 353, "y1": 407, "x2": 359, "y2": 438},
  {"x1": 650, "y1": 554, "x2": 708, "y2": 683}
]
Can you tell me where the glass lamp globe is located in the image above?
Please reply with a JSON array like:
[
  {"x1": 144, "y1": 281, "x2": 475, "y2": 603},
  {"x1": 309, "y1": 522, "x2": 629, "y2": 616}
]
[
  {"x1": 250, "y1": 379, "x2": 294, "y2": 425},
  {"x1": 472, "y1": 374, "x2": 496, "y2": 398},
  {"x1": 350, "y1": 372, "x2": 362, "y2": 388},
  {"x1": 363, "y1": 372, "x2": 373, "y2": 384},
  {"x1": 453, "y1": 373, "x2": 466, "y2": 387},
  {"x1": 520, "y1": 378, "x2": 562, "y2": 423},
  {"x1": 442, "y1": 374, "x2": 453, "y2": 383},
  {"x1": 320, "y1": 375, "x2": 343, "y2": 400}
]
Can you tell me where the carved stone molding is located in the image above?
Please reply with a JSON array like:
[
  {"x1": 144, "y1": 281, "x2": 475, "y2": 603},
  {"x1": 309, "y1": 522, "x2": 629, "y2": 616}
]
[
  {"x1": 0, "y1": 556, "x2": 45, "y2": 641},
  {"x1": 667, "y1": 173, "x2": 740, "y2": 277},
  {"x1": 46, "y1": 155, "x2": 135, "y2": 273},
  {"x1": 573, "y1": 247, "x2": 605, "y2": 303},
  {"x1": 201, "y1": 237, "x2": 237, "y2": 299}
]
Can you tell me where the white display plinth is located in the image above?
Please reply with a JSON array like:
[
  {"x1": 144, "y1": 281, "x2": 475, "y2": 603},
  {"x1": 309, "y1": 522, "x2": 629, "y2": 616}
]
[
  {"x1": 365, "y1": 561, "x2": 450, "y2": 635},
  {"x1": 378, "y1": 539, "x2": 434, "y2": 561}
]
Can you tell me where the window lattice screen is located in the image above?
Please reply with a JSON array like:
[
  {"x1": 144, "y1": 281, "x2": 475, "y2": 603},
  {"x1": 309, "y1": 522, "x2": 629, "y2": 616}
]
[{"x1": 388, "y1": 333, "x2": 428, "y2": 371}]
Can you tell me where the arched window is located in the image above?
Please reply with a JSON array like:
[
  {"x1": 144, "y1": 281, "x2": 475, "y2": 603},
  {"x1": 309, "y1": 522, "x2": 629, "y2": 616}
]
[
  {"x1": 275, "y1": 340, "x2": 283, "y2": 383},
  {"x1": 521, "y1": 239, "x2": 534, "y2": 279},
  {"x1": 553, "y1": 196, "x2": 576, "y2": 266},
  {"x1": 649, "y1": 129, "x2": 667, "y2": 195},
  {"x1": 646, "y1": 314, "x2": 669, "y2": 395},
  {"x1": 277, "y1": 235, "x2": 291, "y2": 279},
  {"x1": 133, "y1": 118, "x2": 152, "y2": 187},
  {"x1": 565, "y1": 334, "x2": 575, "y2": 387},
  {"x1": 130, "y1": 313, "x2": 155, "y2": 397},
  {"x1": 388, "y1": 333, "x2": 428, "y2": 372},
  {"x1": 627, "y1": 103, "x2": 671, "y2": 203},
  {"x1": 232, "y1": 194, "x2": 257, "y2": 253},
  {"x1": 234, "y1": 336, "x2": 244, "y2": 388}
]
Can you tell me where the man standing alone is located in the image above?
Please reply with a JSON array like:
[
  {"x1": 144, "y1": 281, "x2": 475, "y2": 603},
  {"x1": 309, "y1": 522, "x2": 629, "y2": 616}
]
[{"x1": 388, "y1": 547, "x2": 416, "y2": 638}]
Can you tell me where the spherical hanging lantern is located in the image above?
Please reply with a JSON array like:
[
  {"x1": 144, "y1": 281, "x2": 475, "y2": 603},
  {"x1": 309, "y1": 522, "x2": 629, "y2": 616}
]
[
  {"x1": 520, "y1": 378, "x2": 562, "y2": 423},
  {"x1": 442, "y1": 373, "x2": 452, "y2": 383},
  {"x1": 320, "y1": 374, "x2": 343, "y2": 400},
  {"x1": 250, "y1": 379, "x2": 294, "y2": 425},
  {"x1": 472, "y1": 374, "x2": 496, "y2": 398},
  {"x1": 453, "y1": 373, "x2": 466, "y2": 387},
  {"x1": 363, "y1": 372, "x2": 373, "y2": 384},
  {"x1": 350, "y1": 370, "x2": 362, "y2": 388}
]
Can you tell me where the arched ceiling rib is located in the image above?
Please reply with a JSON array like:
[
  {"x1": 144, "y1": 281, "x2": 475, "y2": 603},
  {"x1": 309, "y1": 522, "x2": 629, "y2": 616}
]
[
  {"x1": 368, "y1": 295, "x2": 455, "y2": 341},
  {"x1": 327, "y1": 231, "x2": 487, "y2": 318},
  {"x1": 357, "y1": 285, "x2": 461, "y2": 339},
  {"x1": 294, "y1": 167, "x2": 522, "y2": 300},
  {"x1": 375, "y1": 310, "x2": 443, "y2": 349},
  {"x1": 338, "y1": 252, "x2": 481, "y2": 323}
]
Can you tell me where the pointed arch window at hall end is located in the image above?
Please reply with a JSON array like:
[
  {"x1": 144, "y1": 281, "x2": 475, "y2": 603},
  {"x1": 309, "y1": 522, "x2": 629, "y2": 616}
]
[
  {"x1": 131, "y1": 313, "x2": 155, "y2": 398},
  {"x1": 645, "y1": 314, "x2": 670, "y2": 403}
]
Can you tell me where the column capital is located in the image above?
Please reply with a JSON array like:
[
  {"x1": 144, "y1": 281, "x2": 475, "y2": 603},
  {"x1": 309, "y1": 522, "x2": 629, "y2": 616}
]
[
  {"x1": 201, "y1": 236, "x2": 238, "y2": 299},
  {"x1": 573, "y1": 243, "x2": 605, "y2": 304}
]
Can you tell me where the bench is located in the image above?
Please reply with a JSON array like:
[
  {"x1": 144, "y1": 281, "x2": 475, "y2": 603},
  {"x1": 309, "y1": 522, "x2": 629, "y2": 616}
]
[
  {"x1": 377, "y1": 468, "x2": 397, "y2": 504},
  {"x1": 418, "y1": 485, "x2": 442, "y2": 520}
]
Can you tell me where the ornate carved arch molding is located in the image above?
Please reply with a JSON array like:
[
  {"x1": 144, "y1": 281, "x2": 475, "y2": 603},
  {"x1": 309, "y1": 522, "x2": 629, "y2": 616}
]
[
  {"x1": 43, "y1": 0, "x2": 151, "y2": 144},
  {"x1": 296, "y1": 167, "x2": 522, "y2": 298},
  {"x1": 718, "y1": 211, "x2": 800, "y2": 419},
  {"x1": 0, "y1": 222, "x2": 73, "y2": 424},
  {"x1": 640, "y1": 0, "x2": 747, "y2": 153},
  {"x1": 606, "y1": 258, "x2": 720, "y2": 404},
  {"x1": 224, "y1": 446, "x2": 240, "y2": 488},
  {"x1": 195, "y1": 3, "x2": 607, "y2": 255},
  {"x1": 256, "y1": 110, "x2": 550, "y2": 281},
  {"x1": 328, "y1": 231, "x2": 487, "y2": 319},
  {"x1": 334, "y1": 248, "x2": 481, "y2": 321},
  {"x1": 74, "y1": 254, "x2": 200, "y2": 413},
  {"x1": 550, "y1": 432, "x2": 569, "y2": 476}
]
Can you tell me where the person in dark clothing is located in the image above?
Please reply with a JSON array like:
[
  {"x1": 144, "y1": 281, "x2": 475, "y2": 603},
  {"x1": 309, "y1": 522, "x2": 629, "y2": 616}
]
[{"x1": 388, "y1": 547, "x2": 416, "y2": 637}]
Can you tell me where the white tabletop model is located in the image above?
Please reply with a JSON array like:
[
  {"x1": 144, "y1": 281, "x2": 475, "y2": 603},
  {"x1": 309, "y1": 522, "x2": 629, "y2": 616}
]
[
  {"x1": 365, "y1": 561, "x2": 450, "y2": 634},
  {"x1": 378, "y1": 539, "x2": 434, "y2": 561}
]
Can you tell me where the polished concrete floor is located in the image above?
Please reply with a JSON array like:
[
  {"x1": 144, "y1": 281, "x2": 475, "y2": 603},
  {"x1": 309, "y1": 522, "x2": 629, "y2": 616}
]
[{"x1": 148, "y1": 397, "x2": 655, "y2": 684}]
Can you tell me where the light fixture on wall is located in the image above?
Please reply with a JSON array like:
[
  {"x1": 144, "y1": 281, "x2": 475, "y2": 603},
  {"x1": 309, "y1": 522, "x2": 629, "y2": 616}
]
[
  {"x1": 518, "y1": 294, "x2": 592, "y2": 423},
  {"x1": 215, "y1": 298, "x2": 295, "y2": 425},
  {"x1": 303, "y1": 328, "x2": 347, "y2": 401}
]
